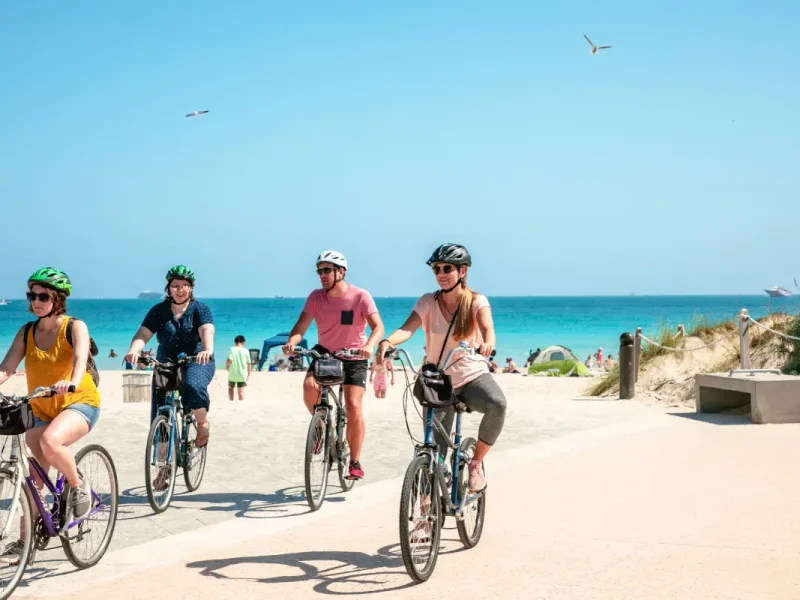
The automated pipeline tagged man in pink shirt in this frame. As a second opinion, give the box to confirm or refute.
[284,250,384,481]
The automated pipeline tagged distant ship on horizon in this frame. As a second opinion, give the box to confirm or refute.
[764,286,792,298]
[138,290,162,300]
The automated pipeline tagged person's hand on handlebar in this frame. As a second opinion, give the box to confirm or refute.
[376,340,393,362]
[196,350,213,365]
[124,350,140,367]
[477,342,494,358]
[355,344,373,360]
[53,379,75,395]
[282,344,296,356]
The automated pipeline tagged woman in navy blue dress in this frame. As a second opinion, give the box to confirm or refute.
[124,265,215,446]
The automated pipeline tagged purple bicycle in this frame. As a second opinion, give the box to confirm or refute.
[0,386,119,599]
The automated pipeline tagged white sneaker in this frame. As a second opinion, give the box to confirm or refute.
[468,460,486,492]
[70,478,92,521]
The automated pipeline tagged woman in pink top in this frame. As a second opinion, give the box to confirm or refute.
[284,250,385,481]
[376,243,506,492]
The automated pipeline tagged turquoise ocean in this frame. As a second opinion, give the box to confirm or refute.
[0,295,795,370]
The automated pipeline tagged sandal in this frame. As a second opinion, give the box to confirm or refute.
[195,422,210,448]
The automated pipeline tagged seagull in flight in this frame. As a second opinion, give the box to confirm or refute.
[584,34,611,55]
[185,110,209,118]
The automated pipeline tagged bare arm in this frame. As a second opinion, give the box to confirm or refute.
[384,311,422,348]
[476,305,496,357]
[127,326,154,357]
[69,320,91,387]
[199,323,214,354]
[0,326,27,386]
[284,312,314,352]
[364,312,385,353]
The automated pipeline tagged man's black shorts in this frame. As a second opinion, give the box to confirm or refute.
[306,345,368,388]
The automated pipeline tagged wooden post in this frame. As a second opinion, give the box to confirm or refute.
[634,327,642,382]
[619,332,635,400]
[739,309,750,369]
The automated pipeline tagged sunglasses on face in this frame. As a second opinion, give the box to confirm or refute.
[316,267,335,275]
[26,292,51,303]
[169,283,191,290]
[432,265,457,275]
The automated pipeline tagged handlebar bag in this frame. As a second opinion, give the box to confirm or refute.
[0,403,35,435]
[153,363,185,392]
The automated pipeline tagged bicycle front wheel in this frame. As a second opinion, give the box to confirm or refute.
[145,415,178,514]
[0,470,34,600]
[304,411,330,511]
[399,455,441,583]
[182,415,207,492]
[62,445,119,569]
[455,437,486,549]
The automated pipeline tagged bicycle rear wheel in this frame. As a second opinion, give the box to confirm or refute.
[145,415,178,513]
[455,437,486,549]
[399,455,441,583]
[304,411,330,511]
[182,415,207,492]
[61,445,119,569]
[0,470,34,600]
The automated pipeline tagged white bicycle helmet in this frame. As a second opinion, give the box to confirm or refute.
[316,250,348,270]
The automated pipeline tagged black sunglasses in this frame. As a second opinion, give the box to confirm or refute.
[432,265,457,275]
[26,291,51,303]
[316,267,335,275]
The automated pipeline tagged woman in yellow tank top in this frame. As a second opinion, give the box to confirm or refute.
[0,268,99,533]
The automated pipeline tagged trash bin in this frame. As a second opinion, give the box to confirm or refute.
[122,371,152,403]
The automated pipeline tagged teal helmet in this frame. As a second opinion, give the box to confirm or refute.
[165,265,195,283]
[28,267,72,296]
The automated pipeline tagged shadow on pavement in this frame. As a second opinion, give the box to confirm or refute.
[667,412,751,426]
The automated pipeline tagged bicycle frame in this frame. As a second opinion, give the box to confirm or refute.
[151,391,184,468]
[315,384,346,462]
[1,435,104,540]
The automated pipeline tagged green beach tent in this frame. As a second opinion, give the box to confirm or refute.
[527,345,590,377]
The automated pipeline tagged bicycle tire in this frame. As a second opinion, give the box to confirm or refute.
[455,437,486,548]
[304,411,330,511]
[399,455,441,583]
[144,415,178,513]
[182,415,207,492]
[62,444,119,569]
[0,471,34,600]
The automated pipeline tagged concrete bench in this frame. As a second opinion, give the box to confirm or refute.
[695,372,800,424]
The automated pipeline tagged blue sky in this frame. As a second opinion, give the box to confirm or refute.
[1,1,798,299]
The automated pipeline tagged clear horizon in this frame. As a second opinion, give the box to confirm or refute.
[2,2,797,299]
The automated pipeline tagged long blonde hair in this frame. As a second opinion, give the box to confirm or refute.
[436,278,477,341]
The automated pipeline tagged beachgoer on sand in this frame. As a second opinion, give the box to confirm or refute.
[125,265,214,453]
[369,355,394,398]
[504,358,521,373]
[377,243,507,495]
[0,267,100,561]
[226,335,251,401]
[283,251,385,481]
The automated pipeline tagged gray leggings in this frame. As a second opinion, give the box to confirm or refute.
[434,373,507,456]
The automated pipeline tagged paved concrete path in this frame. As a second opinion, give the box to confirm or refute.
[11,373,800,598]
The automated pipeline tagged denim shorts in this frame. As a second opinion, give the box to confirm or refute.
[33,403,101,431]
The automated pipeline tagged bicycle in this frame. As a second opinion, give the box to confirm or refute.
[291,347,363,512]
[139,353,208,514]
[383,342,488,583]
[0,386,119,599]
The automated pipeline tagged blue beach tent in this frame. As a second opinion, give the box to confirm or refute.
[257,332,309,371]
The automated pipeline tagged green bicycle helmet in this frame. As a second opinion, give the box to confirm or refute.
[165,265,195,283]
[28,267,72,296]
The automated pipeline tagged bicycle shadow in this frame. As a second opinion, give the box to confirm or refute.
[117,485,347,521]
[185,534,469,595]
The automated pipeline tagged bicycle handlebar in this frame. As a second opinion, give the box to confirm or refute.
[383,341,489,374]
[290,347,363,360]
[0,384,76,404]
[137,353,198,367]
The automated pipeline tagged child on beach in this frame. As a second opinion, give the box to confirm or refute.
[369,356,394,398]
[226,335,251,401]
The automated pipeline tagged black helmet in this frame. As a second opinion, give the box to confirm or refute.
[426,243,472,267]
